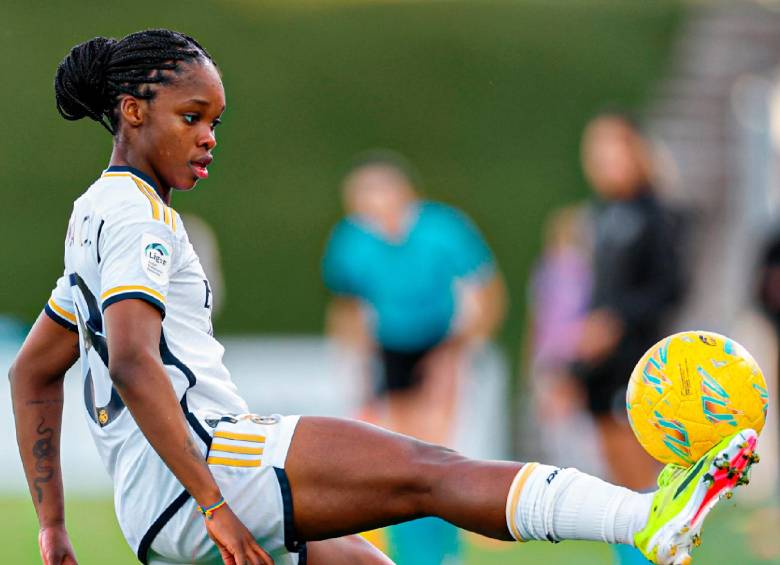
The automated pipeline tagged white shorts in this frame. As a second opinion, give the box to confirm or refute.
[144,414,305,564]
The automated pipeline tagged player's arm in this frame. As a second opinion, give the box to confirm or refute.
[325,296,373,352]
[322,222,373,351]
[440,205,507,345]
[458,271,507,343]
[103,299,271,565]
[10,312,80,564]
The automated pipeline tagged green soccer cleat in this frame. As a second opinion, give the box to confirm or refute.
[634,428,759,565]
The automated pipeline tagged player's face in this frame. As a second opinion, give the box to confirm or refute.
[582,118,646,199]
[139,60,225,192]
[344,166,416,237]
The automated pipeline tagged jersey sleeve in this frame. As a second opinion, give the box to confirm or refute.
[439,205,495,281]
[322,222,360,296]
[99,205,176,316]
[44,271,78,332]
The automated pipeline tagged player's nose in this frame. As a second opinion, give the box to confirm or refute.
[199,127,217,151]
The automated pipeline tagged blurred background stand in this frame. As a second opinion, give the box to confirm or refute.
[645,0,780,500]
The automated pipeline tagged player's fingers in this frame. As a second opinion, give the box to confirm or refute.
[216,543,236,565]
[61,554,78,565]
[244,545,262,565]
[230,545,247,565]
[252,544,274,565]
[250,541,275,565]
[247,539,274,565]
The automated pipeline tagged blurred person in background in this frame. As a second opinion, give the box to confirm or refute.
[756,231,780,487]
[526,204,602,474]
[572,113,685,565]
[729,229,780,562]
[322,150,506,565]
[180,213,226,319]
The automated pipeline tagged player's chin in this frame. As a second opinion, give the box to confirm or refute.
[170,164,209,191]
[179,178,199,191]
[173,173,200,191]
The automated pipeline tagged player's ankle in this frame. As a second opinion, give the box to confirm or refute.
[615,491,653,546]
[505,463,652,546]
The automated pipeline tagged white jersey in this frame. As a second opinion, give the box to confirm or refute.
[45,166,249,555]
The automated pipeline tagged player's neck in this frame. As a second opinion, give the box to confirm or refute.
[108,147,171,204]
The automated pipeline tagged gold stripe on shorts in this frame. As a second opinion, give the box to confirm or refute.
[207,456,261,468]
[210,443,264,455]
[213,430,266,443]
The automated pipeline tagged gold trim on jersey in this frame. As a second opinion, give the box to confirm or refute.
[210,443,264,456]
[213,431,267,443]
[207,456,261,468]
[100,285,166,304]
[47,298,77,323]
[101,171,177,232]
[132,177,162,221]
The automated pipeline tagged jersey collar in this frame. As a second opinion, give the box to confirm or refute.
[103,165,159,191]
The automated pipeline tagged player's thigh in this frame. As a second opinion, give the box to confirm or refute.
[307,536,394,565]
[285,416,459,539]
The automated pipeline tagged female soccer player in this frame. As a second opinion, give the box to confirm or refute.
[10,29,758,565]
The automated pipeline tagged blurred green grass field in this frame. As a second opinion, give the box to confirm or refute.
[4,496,779,564]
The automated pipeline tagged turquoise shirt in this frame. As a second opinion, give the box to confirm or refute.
[323,202,494,351]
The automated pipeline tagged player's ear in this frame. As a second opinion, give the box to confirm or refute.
[118,96,144,128]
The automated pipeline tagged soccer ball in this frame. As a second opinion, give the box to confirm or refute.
[626,331,768,467]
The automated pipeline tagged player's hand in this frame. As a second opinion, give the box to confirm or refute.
[38,525,78,565]
[577,309,624,362]
[204,504,274,565]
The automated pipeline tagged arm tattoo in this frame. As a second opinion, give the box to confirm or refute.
[25,399,62,406]
[32,418,55,503]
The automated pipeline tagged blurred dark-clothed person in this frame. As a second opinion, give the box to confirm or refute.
[756,230,780,487]
[322,150,506,565]
[572,113,685,565]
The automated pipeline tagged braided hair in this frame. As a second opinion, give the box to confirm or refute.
[54,29,214,135]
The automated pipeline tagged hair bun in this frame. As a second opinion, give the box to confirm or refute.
[54,36,117,124]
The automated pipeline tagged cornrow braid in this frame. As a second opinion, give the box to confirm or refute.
[54,29,214,135]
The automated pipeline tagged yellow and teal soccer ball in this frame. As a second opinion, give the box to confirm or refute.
[626,331,768,466]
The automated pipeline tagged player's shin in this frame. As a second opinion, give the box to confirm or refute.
[505,463,652,545]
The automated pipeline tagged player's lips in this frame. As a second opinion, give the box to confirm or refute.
[191,155,213,179]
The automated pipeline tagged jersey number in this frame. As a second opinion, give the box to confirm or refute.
[71,274,126,427]
[203,279,212,309]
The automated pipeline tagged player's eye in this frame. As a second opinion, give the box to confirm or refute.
[183,113,199,125]
[211,118,222,130]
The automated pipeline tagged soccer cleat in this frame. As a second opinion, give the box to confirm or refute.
[634,428,759,565]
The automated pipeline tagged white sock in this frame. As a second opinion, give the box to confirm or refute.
[505,463,653,545]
